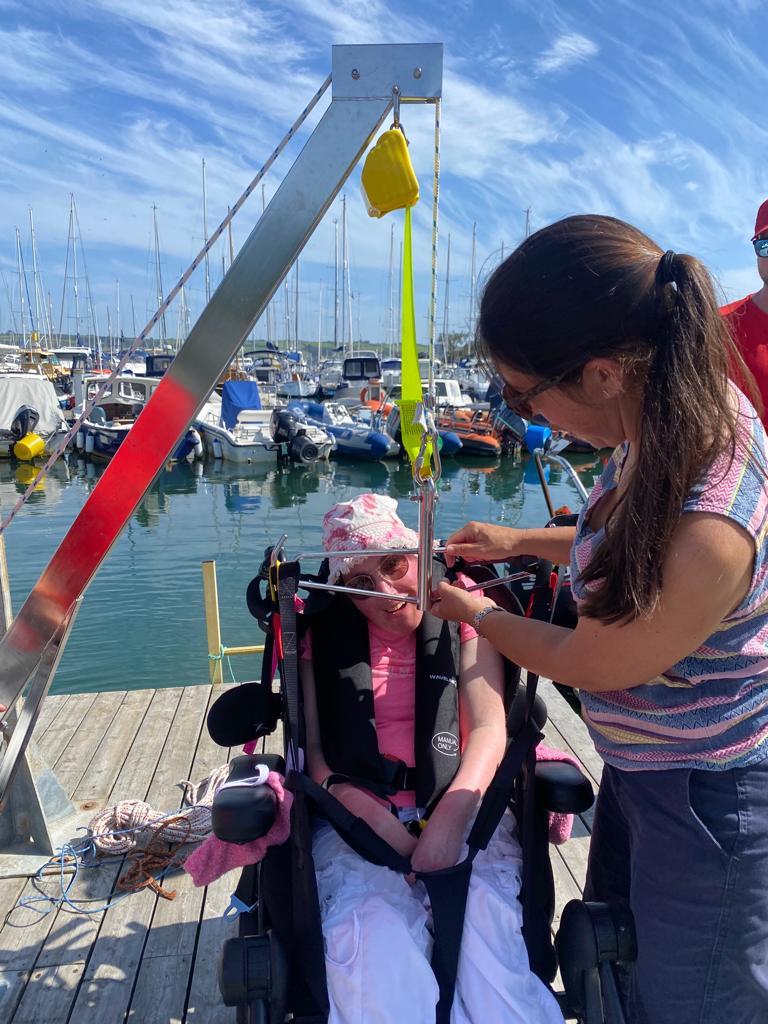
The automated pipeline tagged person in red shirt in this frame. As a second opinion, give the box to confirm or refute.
[721,198,768,421]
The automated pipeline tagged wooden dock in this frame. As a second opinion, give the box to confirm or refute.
[0,680,600,1024]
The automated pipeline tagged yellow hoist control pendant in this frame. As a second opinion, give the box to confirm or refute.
[360,128,419,218]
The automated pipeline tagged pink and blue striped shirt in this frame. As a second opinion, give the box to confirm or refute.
[572,388,768,771]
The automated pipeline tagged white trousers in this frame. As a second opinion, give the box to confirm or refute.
[313,812,564,1024]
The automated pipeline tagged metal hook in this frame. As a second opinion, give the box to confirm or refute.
[391,85,401,129]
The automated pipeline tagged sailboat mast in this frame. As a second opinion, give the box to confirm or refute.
[58,194,75,342]
[441,233,451,364]
[468,221,477,344]
[524,207,532,239]
[28,208,49,345]
[202,158,211,304]
[333,217,339,352]
[227,207,235,267]
[15,229,27,347]
[341,195,348,356]
[386,223,394,358]
[152,204,167,343]
[130,294,137,341]
[294,258,299,350]
[115,280,120,357]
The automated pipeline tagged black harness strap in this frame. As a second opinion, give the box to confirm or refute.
[276,561,302,765]
[416,858,475,1024]
[287,772,412,874]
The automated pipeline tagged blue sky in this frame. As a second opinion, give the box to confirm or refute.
[0,0,765,351]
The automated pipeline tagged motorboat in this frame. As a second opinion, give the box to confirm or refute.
[75,374,203,462]
[0,372,69,459]
[196,381,334,465]
[288,400,400,460]
[332,352,382,404]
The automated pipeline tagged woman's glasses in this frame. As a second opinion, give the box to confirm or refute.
[754,238,768,259]
[501,374,566,418]
[341,553,410,599]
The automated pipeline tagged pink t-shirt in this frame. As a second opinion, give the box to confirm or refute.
[302,575,480,808]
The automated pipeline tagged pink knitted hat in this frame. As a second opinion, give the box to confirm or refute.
[322,493,419,582]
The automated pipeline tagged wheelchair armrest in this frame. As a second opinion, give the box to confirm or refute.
[211,753,286,844]
[535,760,594,814]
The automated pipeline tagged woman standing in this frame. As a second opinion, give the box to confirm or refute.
[430,215,768,1024]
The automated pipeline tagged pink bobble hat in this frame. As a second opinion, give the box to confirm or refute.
[322,493,419,583]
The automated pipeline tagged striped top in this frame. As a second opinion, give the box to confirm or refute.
[572,388,768,771]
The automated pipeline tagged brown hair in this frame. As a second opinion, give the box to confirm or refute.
[478,214,759,623]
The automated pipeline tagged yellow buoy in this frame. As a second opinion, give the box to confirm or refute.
[360,129,419,218]
[14,432,45,461]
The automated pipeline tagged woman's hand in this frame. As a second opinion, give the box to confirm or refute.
[429,579,491,625]
[410,815,465,874]
[444,521,523,567]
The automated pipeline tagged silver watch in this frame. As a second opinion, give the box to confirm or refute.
[473,604,503,632]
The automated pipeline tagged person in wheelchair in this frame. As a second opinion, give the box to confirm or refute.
[430,215,768,1023]
[299,492,563,1024]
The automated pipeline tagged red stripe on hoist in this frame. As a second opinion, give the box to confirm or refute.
[12,374,198,650]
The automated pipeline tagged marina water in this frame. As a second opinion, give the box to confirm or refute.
[4,453,603,694]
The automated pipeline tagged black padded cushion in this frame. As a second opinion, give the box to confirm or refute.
[534,760,594,814]
[211,753,286,844]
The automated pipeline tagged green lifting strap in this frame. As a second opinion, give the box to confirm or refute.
[397,207,434,478]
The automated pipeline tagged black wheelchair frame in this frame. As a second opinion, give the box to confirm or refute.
[204,545,638,1024]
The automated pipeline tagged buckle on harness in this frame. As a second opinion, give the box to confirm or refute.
[380,754,416,792]
[223,894,258,920]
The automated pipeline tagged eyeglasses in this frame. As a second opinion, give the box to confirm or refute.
[754,238,768,259]
[501,374,566,418]
[341,553,410,599]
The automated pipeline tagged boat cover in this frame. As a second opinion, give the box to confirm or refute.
[0,375,64,437]
[221,380,262,428]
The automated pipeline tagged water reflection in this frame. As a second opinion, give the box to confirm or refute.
[0,448,606,695]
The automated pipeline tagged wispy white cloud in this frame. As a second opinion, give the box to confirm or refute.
[534,32,598,75]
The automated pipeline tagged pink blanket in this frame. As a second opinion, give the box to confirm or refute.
[183,771,293,887]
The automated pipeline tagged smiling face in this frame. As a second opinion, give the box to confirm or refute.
[341,553,423,636]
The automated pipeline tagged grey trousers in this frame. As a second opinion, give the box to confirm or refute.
[584,761,768,1024]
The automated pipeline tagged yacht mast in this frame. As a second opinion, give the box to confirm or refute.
[441,232,451,363]
[202,158,211,304]
[115,280,121,357]
[468,221,477,344]
[152,204,167,343]
[294,258,300,349]
[386,223,395,357]
[29,208,51,346]
[333,217,339,352]
[15,229,27,347]
[341,195,349,356]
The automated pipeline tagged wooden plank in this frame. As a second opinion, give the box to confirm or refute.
[34,694,69,742]
[8,963,84,1024]
[71,690,154,810]
[125,954,192,1024]
[143,686,229,960]
[52,692,127,794]
[183,875,238,1024]
[538,681,604,788]
[68,685,212,1024]
[39,693,98,774]
[0,969,28,1024]
[34,688,185,971]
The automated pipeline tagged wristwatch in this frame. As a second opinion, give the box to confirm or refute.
[473,604,504,632]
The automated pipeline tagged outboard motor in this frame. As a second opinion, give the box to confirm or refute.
[270,408,319,464]
[10,406,40,441]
